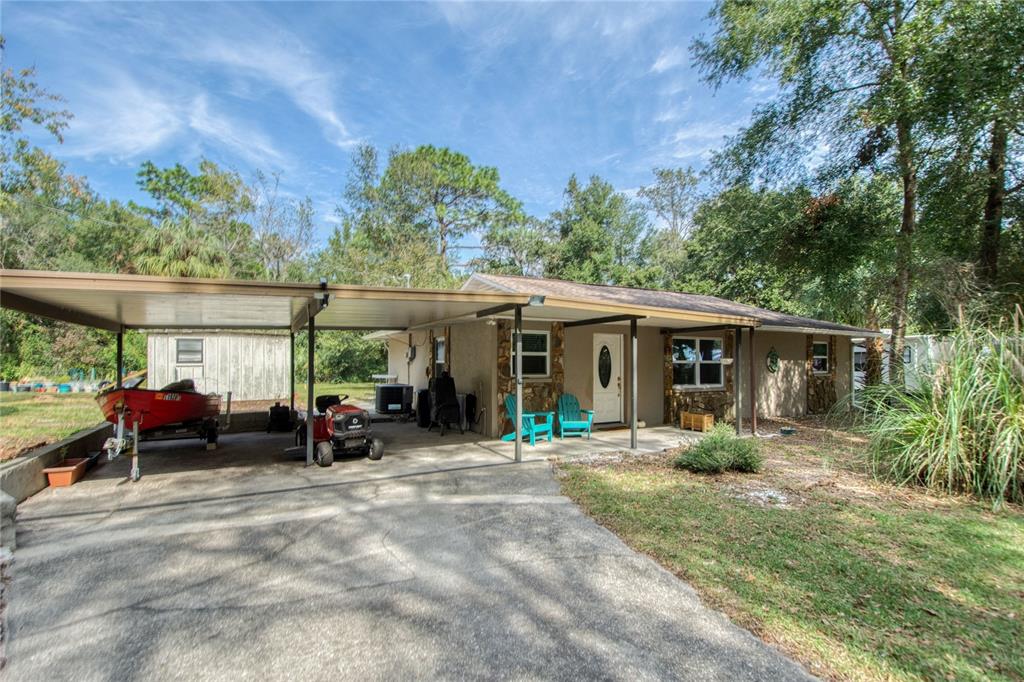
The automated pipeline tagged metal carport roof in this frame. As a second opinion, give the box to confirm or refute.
[0,269,761,331]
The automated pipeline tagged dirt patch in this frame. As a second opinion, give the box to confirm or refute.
[564,416,973,511]
[0,441,48,463]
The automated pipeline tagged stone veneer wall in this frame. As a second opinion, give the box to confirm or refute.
[663,330,736,425]
[806,335,838,414]
[496,320,564,435]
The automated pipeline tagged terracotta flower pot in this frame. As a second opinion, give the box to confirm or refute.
[43,458,89,487]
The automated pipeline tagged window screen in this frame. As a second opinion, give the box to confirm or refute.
[176,338,203,364]
[512,331,549,377]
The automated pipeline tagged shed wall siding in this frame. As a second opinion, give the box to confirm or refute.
[147,333,290,401]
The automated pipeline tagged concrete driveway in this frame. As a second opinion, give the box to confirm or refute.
[7,430,812,681]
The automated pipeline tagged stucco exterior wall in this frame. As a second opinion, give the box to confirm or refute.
[834,335,852,405]
[387,325,496,435]
[563,325,663,427]
[386,330,431,389]
[384,322,858,435]
[450,321,496,436]
[735,330,855,420]
[736,330,808,419]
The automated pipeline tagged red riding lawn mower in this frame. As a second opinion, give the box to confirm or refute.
[296,395,384,467]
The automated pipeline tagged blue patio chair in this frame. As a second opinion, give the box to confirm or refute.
[500,394,554,446]
[557,393,594,439]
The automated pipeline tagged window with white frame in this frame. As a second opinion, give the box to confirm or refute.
[671,336,723,387]
[434,337,446,377]
[511,331,549,377]
[812,341,829,374]
[176,338,203,365]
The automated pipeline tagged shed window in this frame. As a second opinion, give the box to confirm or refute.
[672,337,723,388]
[812,342,829,374]
[511,331,549,377]
[176,338,203,365]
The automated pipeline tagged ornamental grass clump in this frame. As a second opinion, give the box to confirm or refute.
[859,313,1024,507]
[674,423,763,474]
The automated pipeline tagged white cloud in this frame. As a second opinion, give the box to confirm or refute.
[188,95,287,167]
[190,35,358,150]
[668,120,742,159]
[651,47,686,74]
[64,71,288,168]
[64,77,183,160]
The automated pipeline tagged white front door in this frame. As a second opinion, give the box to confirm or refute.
[593,333,623,423]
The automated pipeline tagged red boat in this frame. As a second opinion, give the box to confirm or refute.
[97,375,220,432]
[97,372,221,481]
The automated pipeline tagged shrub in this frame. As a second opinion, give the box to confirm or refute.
[859,314,1024,507]
[674,423,763,474]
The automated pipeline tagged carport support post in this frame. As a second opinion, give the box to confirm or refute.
[115,331,124,389]
[306,316,315,467]
[630,318,637,449]
[514,305,523,463]
[289,332,295,412]
[749,327,758,435]
[734,327,742,436]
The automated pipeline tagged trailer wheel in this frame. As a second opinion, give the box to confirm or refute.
[315,441,334,467]
[368,438,384,460]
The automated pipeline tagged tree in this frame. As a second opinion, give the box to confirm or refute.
[329,144,524,287]
[694,0,946,384]
[638,166,700,236]
[133,159,262,278]
[379,145,521,270]
[545,175,650,285]
[136,217,232,278]
[250,170,314,281]
[0,35,73,211]
[475,215,550,276]
[919,0,1024,288]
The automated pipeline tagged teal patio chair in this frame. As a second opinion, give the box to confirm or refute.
[557,393,594,439]
[500,394,554,446]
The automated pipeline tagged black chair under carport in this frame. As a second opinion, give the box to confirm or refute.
[428,371,463,436]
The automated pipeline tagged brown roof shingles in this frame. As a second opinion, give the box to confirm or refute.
[466,273,875,335]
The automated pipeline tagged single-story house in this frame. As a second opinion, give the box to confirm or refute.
[378,273,874,438]
[148,330,290,402]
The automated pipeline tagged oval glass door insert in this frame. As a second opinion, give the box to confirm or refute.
[598,345,612,388]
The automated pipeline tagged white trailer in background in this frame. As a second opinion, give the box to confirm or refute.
[851,334,946,400]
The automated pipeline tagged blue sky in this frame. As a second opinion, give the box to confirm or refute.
[4,1,769,249]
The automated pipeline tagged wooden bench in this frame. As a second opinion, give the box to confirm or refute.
[679,411,714,432]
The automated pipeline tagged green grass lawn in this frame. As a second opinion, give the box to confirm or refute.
[0,391,105,460]
[293,382,377,404]
[557,421,1024,682]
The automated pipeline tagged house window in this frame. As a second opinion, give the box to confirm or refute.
[671,337,723,388]
[511,331,549,377]
[812,342,829,374]
[434,337,446,377]
[903,346,913,364]
[176,338,203,365]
